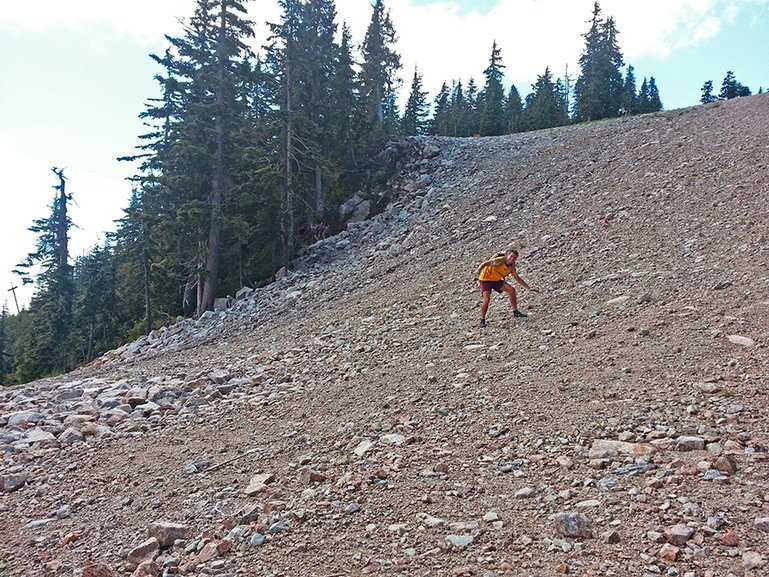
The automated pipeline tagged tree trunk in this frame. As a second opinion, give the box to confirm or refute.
[283,55,295,271]
[142,248,152,334]
[314,164,323,214]
[183,275,197,318]
[198,8,228,316]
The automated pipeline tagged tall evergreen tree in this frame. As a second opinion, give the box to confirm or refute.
[465,78,480,135]
[637,77,650,112]
[523,67,565,131]
[646,76,663,111]
[358,0,402,133]
[13,168,75,379]
[402,67,429,135]
[186,0,255,315]
[0,304,10,384]
[446,80,466,136]
[126,0,257,314]
[574,2,624,121]
[478,41,506,136]
[621,64,638,114]
[429,81,451,135]
[504,84,524,133]
[111,189,156,336]
[71,244,119,364]
[326,22,360,199]
[636,76,663,113]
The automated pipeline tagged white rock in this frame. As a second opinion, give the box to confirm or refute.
[727,335,755,347]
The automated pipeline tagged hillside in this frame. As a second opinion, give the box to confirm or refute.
[2,94,768,577]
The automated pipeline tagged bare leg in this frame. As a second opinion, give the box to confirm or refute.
[502,283,518,311]
[480,290,491,320]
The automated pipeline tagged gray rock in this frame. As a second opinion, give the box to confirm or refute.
[675,436,705,451]
[22,518,56,531]
[58,427,84,445]
[553,513,592,538]
[2,474,28,493]
[56,505,72,519]
[742,551,766,570]
[6,410,47,427]
[664,524,694,546]
[515,487,536,499]
[754,518,769,533]
[445,535,475,549]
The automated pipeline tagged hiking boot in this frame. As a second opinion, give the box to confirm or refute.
[479,319,487,328]
[513,309,527,318]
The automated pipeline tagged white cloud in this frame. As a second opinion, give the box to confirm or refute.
[3,1,761,86]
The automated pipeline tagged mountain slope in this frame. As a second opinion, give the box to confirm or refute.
[2,95,768,577]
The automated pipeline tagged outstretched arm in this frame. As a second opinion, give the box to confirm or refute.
[510,270,540,292]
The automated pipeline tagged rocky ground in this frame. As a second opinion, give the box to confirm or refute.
[1,94,768,577]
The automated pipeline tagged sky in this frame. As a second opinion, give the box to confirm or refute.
[1,0,767,312]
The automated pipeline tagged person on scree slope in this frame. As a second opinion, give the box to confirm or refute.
[474,247,539,328]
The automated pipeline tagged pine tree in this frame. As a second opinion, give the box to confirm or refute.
[326,22,360,199]
[402,67,429,135]
[504,84,523,133]
[719,71,751,99]
[647,76,663,111]
[71,244,119,364]
[110,189,156,336]
[446,80,466,136]
[523,67,565,131]
[574,2,624,121]
[0,304,10,384]
[13,168,75,378]
[465,78,480,135]
[162,0,256,313]
[636,76,663,113]
[637,77,650,112]
[479,41,506,136]
[621,64,638,114]
[358,0,402,133]
[700,80,718,103]
[429,81,451,135]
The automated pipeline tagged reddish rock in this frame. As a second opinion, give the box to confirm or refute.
[659,543,679,561]
[82,564,114,577]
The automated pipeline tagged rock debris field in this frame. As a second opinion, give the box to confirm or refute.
[1,94,769,577]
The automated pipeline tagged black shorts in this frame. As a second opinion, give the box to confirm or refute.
[479,280,506,294]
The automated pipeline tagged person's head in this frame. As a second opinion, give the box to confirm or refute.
[505,247,519,264]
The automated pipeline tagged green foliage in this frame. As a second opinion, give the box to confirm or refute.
[478,41,506,136]
[523,67,568,131]
[719,70,751,99]
[358,0,402,132]
[10,168,75,380]
[504,84,523,133]
[574,2,624,121]
[0,305,11,385]
[402,67,429,136]
[428,82,451,135]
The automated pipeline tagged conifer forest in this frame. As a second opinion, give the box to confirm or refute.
[6,0,750,385]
